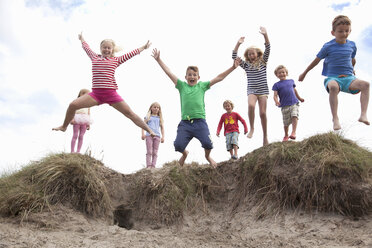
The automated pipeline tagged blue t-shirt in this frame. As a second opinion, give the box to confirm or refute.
[145,115,161,137]
[272,79,299,107]
[316,39,356,76]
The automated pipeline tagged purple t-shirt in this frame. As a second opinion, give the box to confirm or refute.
[272,79,299,107]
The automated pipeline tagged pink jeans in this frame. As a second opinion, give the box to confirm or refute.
[145,136,161,168]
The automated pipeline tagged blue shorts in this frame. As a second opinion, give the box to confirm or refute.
[324,75,359,94]
[174,119,213,152]
[225,132,239,151]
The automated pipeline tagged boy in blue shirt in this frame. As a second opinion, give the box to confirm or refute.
[299,15,370,130]
[273,65,304,141]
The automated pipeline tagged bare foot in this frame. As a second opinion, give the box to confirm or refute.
[358,116,370,125]
[263,137,269,146]
[206,157,217,168]
[332,118,341,130]
[52,126,67,132]
[247,129,254,138]
[179,150,189,166]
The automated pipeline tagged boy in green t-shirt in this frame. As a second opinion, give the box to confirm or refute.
[152,48,240,168]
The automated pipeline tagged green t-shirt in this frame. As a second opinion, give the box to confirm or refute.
[176,79,210,120]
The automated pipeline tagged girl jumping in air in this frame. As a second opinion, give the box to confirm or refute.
[71,89,92,153]
[141,102,165,168]
[53,32,155,137]
[232,27,270,146]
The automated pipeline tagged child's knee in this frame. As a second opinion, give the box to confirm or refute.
[327,81,339,92]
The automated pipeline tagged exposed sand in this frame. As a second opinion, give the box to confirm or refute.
[0,205,371,248]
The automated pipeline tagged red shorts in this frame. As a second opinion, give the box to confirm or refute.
[88,89,123,105]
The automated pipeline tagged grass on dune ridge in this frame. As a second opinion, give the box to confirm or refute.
[0,153,112,220]
[0,132,371,225]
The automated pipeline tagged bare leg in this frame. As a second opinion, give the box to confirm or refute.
[111,101,155,136]
[233,144,238,157]
[290,117,298,138]
[284,125,289,138]
[247,95,257,138]
[204,149,217,168]
[179,150,189,166]
[229,149,233,157]
[258,96,268,145]
[53,94,98,132]
[327,81,341,130]
[350,79,370,125]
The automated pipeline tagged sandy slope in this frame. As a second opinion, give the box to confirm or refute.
[0,205,371,248]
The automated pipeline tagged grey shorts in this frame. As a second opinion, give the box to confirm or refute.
[281,103,299,126]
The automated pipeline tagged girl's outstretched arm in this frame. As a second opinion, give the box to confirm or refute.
[139,41,151,53]
[152,48,178,85]
[259,27,270,44]
[233,37,245,53]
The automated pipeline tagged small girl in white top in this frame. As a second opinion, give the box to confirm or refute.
[71,89,92,153]
[141,102,164,168]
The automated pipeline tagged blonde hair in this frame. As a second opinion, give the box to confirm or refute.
[332,15,351,31]
[274,65,288,76]
[100,39,123,56]
[77,88,90,98]
[243,46,266,68]
[223,100,234,109]
[145,102,164,126]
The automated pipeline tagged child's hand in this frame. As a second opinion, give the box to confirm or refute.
[143,40,151,50]
[152,48,160,61]
[259,27,267,35]
[161,137,164,143]
[298,73,306,82]
[139,41,151,52]
[216,133,220,137]
[299,97,305,103]
[78,32,85,42]
[233,57,242,68]
[237,37,245,44]
[87,125,90,130]
[275,102,280,107]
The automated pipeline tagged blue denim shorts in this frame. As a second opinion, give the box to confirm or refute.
[225,132,239,151]
[174,119,213,152]
[324,75,359,94]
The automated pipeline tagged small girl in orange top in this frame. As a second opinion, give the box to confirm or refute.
[216,100,248,160]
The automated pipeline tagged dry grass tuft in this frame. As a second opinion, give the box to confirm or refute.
[235,132,372,217]
[127,161,226,225]
[0,153,112,219]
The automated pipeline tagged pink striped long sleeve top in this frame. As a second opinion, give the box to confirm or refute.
[82,41,140,90]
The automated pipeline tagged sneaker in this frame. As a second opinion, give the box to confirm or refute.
[232,155,238,160]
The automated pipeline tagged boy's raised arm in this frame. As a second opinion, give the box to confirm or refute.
[152,48,178,85]
[210,58,241,87]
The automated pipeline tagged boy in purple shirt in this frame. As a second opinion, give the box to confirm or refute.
[298,15,370,130]
[273,65,304,141]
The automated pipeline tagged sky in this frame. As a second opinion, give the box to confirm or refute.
[0,0,371,175]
